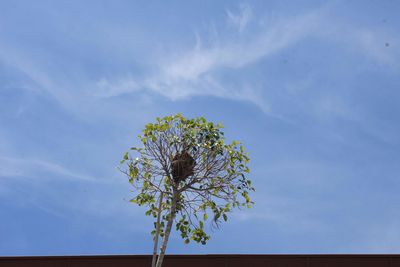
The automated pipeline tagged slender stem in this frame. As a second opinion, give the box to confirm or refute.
[155,191,177,267]
[151,192,164,267]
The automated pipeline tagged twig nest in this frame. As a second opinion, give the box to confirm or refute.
[171,151,195,184]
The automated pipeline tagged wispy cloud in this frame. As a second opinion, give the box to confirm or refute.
[231,159,343,232]
[93,4,399,120]
[0,1,399,254]
[0,156,96,182]
[226,3,252,33]
[0,155,140,228]
[1,3,397,120]
[317,20,399,68]
[94,9,324,115]
[0,43,79,118]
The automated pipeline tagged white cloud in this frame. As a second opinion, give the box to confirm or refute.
[1,3,397,120]
[354,29,398,66]
[157,11,321,79]
[0,155,141,226]
[94,9,324,116]
[0,156,97,182]
[226,3,253,33]
[0,43,81,117]
[95,77,141,98]
[92,4,399,121]
[317,21,399,68]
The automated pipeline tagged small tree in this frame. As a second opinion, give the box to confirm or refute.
[120,114,255,267]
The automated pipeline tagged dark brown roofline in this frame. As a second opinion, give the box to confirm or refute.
[1,254,400,267]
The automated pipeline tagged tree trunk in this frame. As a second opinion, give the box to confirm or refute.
[151,192,164,267]
[155,191,177,267]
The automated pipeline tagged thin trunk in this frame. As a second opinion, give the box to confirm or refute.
[155,191,177,267]
[151,192,164,267]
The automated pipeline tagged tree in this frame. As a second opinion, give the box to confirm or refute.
[120,114,255,267]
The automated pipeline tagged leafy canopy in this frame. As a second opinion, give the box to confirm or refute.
[120,114,255,245]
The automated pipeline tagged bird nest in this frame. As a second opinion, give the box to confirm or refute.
[171,151,195,184]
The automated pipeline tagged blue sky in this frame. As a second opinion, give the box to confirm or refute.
[1,0,400,255]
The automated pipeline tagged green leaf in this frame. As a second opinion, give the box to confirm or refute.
[119,113,255,246]
[129,166,138,178]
